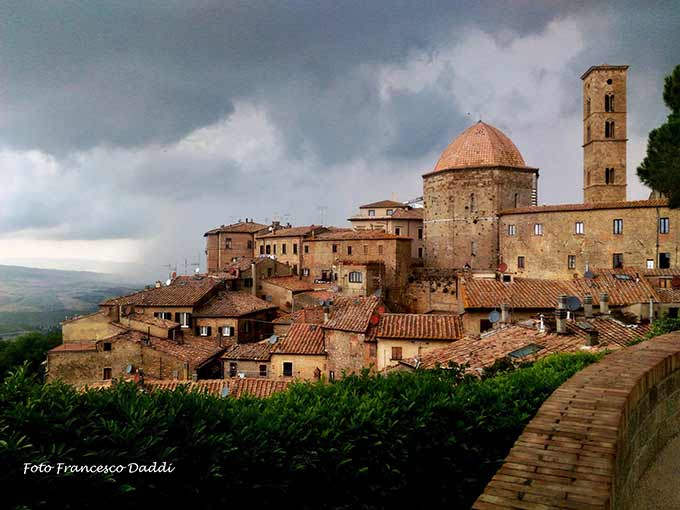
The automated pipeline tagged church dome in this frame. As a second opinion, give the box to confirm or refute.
[433,121,528,172]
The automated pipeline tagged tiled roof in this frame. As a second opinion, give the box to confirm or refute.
[641,268,680,277]
[204,221,268,235]
[111,330,224,367]
[221,341,272,361]
[144,378,291,399]
[194,291,276,317]
[462,269,660,309]
[272,323,325,355]
[256,225,326,239]
[432,121,531,172]
[405,318,649,373]
[261,276,316,292]
[500,198,669,215]
[359,200,405,209]
[322,295,384,333]
[581,64,629,80]
[49,342,98,353]
[61,310,109,325]
[272,306,326,325]
[101,276,220,307]
[377,313,464,340]
[391,208,424,220]
[657,289,680,304]
[122,313,179,329]
[310,230,405,241]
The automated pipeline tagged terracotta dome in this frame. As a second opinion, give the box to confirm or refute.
[433,121,528,172]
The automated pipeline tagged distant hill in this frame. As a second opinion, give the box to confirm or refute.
[0,265,141,334]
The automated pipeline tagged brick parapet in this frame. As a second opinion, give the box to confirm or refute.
[473,331,680,510]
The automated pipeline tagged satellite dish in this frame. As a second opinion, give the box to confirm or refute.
[584,270,595,280]
[220,385,230,398]
[125,364,133,374]
[498,262,508,273]
[489,310,501,323]
[165,279,172,286]
[373,288,383,298]
[195,267,200,274]
[566,296,582,311]
[268,335,278,345]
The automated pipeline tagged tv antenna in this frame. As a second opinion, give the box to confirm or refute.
[162,263,177,279]
[317,205,328,226]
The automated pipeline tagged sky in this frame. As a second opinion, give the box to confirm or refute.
[0,1,678,280]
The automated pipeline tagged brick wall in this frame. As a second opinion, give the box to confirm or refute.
[206,231,257,272]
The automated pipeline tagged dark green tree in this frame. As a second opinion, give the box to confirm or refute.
[637,64,680,208]
[0,330,61,380]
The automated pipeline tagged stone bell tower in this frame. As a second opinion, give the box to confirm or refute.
[582,64,628,203]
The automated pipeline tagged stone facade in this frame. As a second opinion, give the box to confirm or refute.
[582,65,628,203]
[324,329,376,378]
[269,353,326,380]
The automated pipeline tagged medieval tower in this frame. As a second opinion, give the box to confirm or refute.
[422,122,538,270]
[582,64,628,203]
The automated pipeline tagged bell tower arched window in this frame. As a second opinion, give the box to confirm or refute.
[587,124,591,142]
[605,168,615,184]
[470,193,476,212]
[605,94,614,112]
[586,98,591,116]
[605,120,615,138]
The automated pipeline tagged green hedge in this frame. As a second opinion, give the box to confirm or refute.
[0,352,600,509]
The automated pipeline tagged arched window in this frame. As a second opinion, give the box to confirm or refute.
[470,193,476,212]
[605,120,615,138]
[471,240,477,256]
[605,94,615,112]
[586,171,591,186]
[514,193,519,208]
[587,124,591,142]
[605,168,615,184]
[586,98,591,116]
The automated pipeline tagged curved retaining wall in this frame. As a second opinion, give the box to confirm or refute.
[473,331,680,510]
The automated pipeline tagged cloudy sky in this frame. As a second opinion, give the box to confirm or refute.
[1,1,678,279]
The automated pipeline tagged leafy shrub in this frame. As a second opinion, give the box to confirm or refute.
[0,330,61,380]
[647,316,680,338]
[0,352,600,509]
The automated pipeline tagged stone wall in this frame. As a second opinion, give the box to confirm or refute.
[269,353,326,380]
[62,311,124,342]
[473,332,680,510]
[206,231,256,273]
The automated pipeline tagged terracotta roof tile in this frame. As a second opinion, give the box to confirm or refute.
[657,289,680,304]
[500,198,669,215]
[49,342,98,353]
[194,291,276,317]
[322,295,384,333]
[204,221,268,235]
[256,225,327,239]
[390,208,424,220]
[261,276,316,292]
[359,200,405,209]
[641,268,680,277]
[572,268,660,306]
[121,313,179,329]
[272,323,325,355]
[432,121,531,172]
[101,276,220,307]
[310,230,406,241]
[221,341,272,361]
[377,313,464,340]
[272,306,326,325]
[144,378,291,399]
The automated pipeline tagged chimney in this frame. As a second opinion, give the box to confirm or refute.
[599,292,610,315]
[500,303,510,323]
[585,329,600,347]
[538,313,546,332]
[649,296,655,323]
[555,295,568,334]
[155,280,162,288]
[584,294,594,318]
[251,263,257,296]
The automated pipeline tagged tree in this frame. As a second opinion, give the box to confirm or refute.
[0,330,61,380]
[637,64,680,208]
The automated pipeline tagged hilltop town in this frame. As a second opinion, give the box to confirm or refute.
[46,64,680,396]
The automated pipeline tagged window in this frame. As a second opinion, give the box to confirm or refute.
[221,326,234,337]
[103,367,112,380]
[395,227,401,236]
[363,245,368,255]
[660,253,671,269]
[469,193,476,212]
[507,224,516,236]
[587,171,591,186]
[471,240,477,257]
[303,268,310,276]
[605,120,615,138]
[568,255,576,270]
[259,245,264,255]
[368,209,375,217]
[587,97,591,115]
[418,247,423,258]
[613,219,623,235]
[247,240,253,250]
[229,362,238,378]
[267,267,273,277]
[669,308,679,319]
[244,278,253,287]
[514,193,519,208]
[259,364,267,377]
[199,325,210,337]
[265,244,271,254]
[508,344,544,360]
[613,253,624,269]
[281,244,287,255]
[332,244,338,253]
[224,238,232,249]
[273,244,277,254]
[293,243,298,254]
[647,259,655,270]
[304,245,309,254]
[660,278,671,289]
[154,312,172,320]
[587,124,591,142]
[575,221,584,235]
[605,94,614,112]
[480,319,492,333]
[329,370,335,381]
[103,342,112,351]
[605,167,615,184]
[533,223,543,236]
[283,362,293,377]
[417,228,423,240]
[660,217,670,234]
[292,265,298,275]
[348,271,363,283]
[391,346,403,360]
[347,246,352,255]
[378,245,383,255]
[178,312,190,328]
[517,256,525,269]
[386,209,394,216]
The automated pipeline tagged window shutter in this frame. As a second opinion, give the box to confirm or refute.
[230,327,235,336]
[175,312,180,323]
[154,312,159,318]
[195,326,200,336]
[207,326,212,336]
[218,327,222,336]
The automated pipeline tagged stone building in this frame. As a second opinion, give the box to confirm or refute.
[255,225,328,275]
[211,256,292,292]
[204,219,269,272]
[220,340,272,378]
[258,276,331,312]
[348,199,424,260]
[270,322,327,380]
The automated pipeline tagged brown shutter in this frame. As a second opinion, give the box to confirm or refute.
[207,326,212,336]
